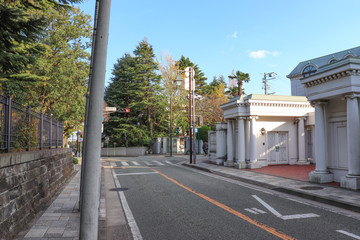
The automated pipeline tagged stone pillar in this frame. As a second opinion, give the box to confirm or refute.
[235,117,246,169]
[161,137,167,154]
[296,117,308,165]
[245,118,250,161]
[248,116,260,169]
[341,94,360,190]
[309,101,333,183]
[225,120,234,166]
[216,123,227,165]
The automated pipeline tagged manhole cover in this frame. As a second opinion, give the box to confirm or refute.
[300,186,324,190]
[109,187,128,192]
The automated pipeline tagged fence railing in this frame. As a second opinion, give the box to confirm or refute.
[0,95,63,153]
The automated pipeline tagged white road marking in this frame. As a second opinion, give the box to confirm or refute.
[252,208,267,214]
[336,230,360,239]
[120,161,129,166]
[244,208,259,214]
[253,195,320,220]
[143,161,151,165]
[132,161,140,166]
[153,160,165,166]
[111,162,143,240]
[116,172,158,176]
[253,195,282,217]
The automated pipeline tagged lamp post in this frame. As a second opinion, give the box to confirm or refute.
[174,67,196,164]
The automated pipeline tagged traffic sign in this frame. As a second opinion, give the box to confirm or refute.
[79,138,83,142]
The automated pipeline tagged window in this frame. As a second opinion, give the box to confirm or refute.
[302,65,317,77]
[343,54,354,59]
[328,58,337,64]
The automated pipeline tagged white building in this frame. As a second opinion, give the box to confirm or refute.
[288,46,360,190]
[219,94,314,168]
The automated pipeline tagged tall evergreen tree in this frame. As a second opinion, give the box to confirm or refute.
[133,39,164,138]
[177,55,207,94]
[104,39,166,147]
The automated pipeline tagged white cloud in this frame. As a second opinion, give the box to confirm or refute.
[249,50,281,59]
[226,31,238,39]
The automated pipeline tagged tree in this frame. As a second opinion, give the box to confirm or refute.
[177,55,207,94]
[228,70,250,97]
[197,83,228,127]
[203,75,227,95]
[157,52,188,136]
[104,39,166,147]
[133,39,164,138]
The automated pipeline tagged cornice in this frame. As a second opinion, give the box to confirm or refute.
[303,69,360,88]
[235,102,312,108]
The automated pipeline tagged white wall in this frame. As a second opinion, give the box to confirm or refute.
[291,78,306,96]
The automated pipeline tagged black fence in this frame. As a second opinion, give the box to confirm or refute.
[0,95,63,153]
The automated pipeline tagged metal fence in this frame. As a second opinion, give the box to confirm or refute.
[0,95,63,153]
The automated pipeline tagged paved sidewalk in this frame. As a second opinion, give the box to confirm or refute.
[17,170,81,239]
[183,156,360,213]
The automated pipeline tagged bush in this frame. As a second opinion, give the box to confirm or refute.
[73,157,78,164]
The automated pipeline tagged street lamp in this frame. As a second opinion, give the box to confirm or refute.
[174,67,196,164]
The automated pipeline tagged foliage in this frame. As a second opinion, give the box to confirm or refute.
[104,39,166,147]
[202,75,227,95]
[177,55,207,95]
[228,70,250,97]
[198,125,211,142]
[73,157,78,164]
[157,52,188,136]
[197,83,228,127]
[0,4,92,138]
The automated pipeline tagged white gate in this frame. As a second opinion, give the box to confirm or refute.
[267,132,289,164]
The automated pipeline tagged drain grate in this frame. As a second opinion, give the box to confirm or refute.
[300,186,324,190]
[109,187,129,192]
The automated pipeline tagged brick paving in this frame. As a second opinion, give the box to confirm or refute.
[20,171,80,240]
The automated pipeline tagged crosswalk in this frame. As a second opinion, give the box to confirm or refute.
[115,160,171,167]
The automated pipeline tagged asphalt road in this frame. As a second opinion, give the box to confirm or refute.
[108,156,360,240]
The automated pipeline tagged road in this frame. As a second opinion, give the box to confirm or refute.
[103,156,360,240]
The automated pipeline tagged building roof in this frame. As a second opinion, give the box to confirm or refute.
[228,94,308,103]
[287,46,360,78]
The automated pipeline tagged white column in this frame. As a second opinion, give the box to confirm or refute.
[297,117,307,164]
[341,94,360,190]
[248,116,260,168]
[225,120,234,166]
[346,94,360,176]
[314,102,327,172]
[309,101,333,183]
[237,117,245,163]
[245,118,250,161]
[216,123,227,165]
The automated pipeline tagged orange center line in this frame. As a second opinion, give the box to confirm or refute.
[151,168,295,240]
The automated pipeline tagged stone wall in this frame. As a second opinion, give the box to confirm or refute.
[0,148,74,239]
[101,147,147,157]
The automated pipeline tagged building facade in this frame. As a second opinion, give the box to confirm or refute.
[288,46,360,190]
[220,94,314,168]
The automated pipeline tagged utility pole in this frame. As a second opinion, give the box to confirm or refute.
[262,72,277,95]
[79,0,111,239]
[189,68,193,164]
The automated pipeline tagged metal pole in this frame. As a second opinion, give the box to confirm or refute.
[6,96,12,153]
[264,73,267,95]
[80,0,99,210]
[170,95,173,157]
[189,68,193,164]
[79,0,111,239]
[191,69,196,164]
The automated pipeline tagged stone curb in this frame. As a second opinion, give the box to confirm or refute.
[183,163,360,213]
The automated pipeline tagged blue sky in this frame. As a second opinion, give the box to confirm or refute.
[78,0,360,96]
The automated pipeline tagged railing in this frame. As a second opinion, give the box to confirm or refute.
[0,95,63,153]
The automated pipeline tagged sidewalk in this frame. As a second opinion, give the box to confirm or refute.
[183,156,360,213]
[17,170,81,239]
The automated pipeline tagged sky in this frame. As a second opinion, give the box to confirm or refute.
[77,0,360,96]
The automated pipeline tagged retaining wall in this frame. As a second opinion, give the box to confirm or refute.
[0,148,74,239]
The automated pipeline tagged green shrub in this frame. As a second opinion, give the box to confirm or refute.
[73,157,78,164]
